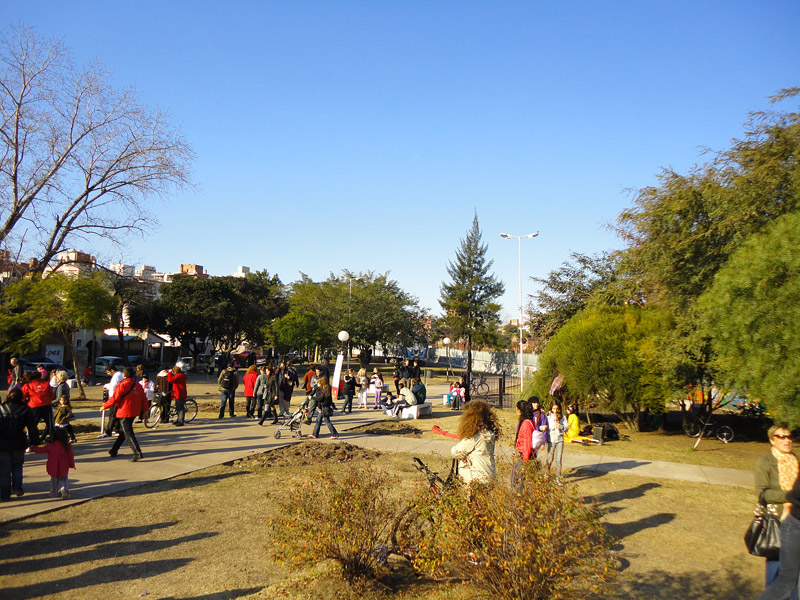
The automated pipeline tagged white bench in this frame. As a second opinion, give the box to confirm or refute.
[399,402,432,419]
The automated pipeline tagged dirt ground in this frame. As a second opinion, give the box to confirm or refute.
[0,439,766,600]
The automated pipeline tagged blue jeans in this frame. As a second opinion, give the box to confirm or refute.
[758,514,800,600]
[312,411,338,438]
[0,450,25,500]
[219,390,235,417]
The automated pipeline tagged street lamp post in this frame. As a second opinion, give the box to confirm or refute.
[344,275,363,370]
[500,231,539,391]
[443,337,451,379]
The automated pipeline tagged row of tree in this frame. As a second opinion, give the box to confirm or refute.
[529,88,800,429]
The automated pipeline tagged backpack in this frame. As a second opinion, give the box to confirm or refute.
[530,415,546,451]
[220,370,235,390]
[413,383,427,403]
[0,403,20,435]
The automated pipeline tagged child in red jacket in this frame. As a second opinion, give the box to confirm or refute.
[31,428,76,499]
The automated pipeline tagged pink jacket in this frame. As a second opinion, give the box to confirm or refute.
[32,441,75,478]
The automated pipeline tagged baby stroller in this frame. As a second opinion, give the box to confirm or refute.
[273,406,307,439]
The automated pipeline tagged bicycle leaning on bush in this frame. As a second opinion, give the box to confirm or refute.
[381,457,458,563]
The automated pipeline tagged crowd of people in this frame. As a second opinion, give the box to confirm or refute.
[5,354,800,599]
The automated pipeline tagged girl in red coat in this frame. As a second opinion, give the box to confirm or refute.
[242,365,258,419]
[31,428,75,499]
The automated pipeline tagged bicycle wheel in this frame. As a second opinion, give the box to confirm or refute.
[476,382,489,397]
[183,399,198,422]
[144,404,161,429]
[274,429,281,439]
[716,425,734,443]
[684,422,701,438]
[391,506,434,561]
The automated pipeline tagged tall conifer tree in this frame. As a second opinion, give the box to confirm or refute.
[439,212,505,399]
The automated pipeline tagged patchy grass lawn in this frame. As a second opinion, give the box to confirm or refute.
[0,441,764,600]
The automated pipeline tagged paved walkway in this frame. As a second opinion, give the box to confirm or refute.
[0,399,753,525]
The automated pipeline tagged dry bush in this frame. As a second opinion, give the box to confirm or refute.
[267,464,399,582]
[409,463,618,600]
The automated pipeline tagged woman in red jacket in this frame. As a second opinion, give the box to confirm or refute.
[166,365,188,426]
[22,371,55,441]
[242,365,259,419]
[102,367,146,461]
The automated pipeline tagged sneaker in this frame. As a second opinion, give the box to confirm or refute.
[108,449,118,457]
[130,454,142,462]
[330,435,339,439]
[61,490,70,499]
[307,435,316,439]
[97,433,109,438]
[13,490,23,497]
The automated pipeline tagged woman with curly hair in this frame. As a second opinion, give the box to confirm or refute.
[450,400,500,485]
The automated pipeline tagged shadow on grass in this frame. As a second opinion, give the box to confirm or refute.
[160,588,264,600]
[3,559,193,600]
[605,512,676,542]
[0,520,67,538]
[2,531,219,575]
[113,471,248,497]
[614,568,761,599]
[0,521,177,559]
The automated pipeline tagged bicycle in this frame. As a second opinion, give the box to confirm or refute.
[145,397,198,428]
[382,457,458,563]
[469,375,489,399]
[684,416,734,443]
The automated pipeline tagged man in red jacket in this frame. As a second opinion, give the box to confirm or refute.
[22,371,55,441]
[166,365,188,426]
[103,367,146,461]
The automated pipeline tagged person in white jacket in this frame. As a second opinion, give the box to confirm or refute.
[545,403,569,483]
[450,400,500,485]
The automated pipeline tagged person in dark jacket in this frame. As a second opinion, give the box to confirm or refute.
[340,369,356,414]
[0,387,39,500]
[256,365,280,425]
[307,377,338,439]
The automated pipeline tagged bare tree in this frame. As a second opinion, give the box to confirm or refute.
[0,26,193,271]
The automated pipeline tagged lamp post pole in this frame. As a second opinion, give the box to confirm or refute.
[500,231,539,391]
[345,275,363,370]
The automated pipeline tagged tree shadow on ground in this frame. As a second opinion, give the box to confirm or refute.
[3,559,193,600]
[0,520,67,539]
[161,588,264,600]
[0,521,177,559]
[614,568,760,599]
[2,531,218,576]
[605,512,676,542]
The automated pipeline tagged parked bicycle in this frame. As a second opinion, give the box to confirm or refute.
[469,375,489,399]
[145,398,198,428]
[684,416,734,443]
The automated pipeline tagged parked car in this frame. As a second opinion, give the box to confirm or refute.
[20,361,76,379]
[128,355,160,372]
[95,356,126,376]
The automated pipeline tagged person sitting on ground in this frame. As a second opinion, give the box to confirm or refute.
[564,404,598,444]
[450,400,500,485]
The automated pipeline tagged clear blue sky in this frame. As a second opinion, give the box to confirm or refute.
[7,1,799,320]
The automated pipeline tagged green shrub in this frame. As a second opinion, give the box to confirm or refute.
[268,465,399,582]
[409,463,617,600]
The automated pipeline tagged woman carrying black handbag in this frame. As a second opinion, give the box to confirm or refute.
[753,424,799,598]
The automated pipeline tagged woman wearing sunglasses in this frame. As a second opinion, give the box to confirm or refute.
[754,424,799,599]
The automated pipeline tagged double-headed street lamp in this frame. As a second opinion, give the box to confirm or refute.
[500,231,539,391]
